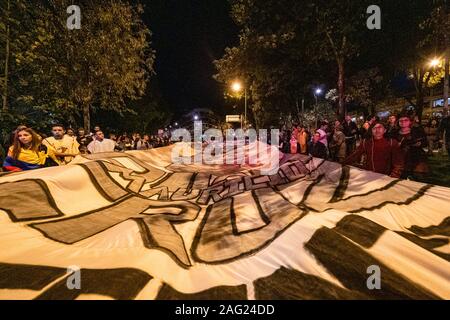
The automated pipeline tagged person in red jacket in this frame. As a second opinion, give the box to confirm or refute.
[344,122,404,178]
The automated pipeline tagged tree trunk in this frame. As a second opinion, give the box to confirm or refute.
[444,48,449,109]
[416,92,424,122]
[252,107,259,130]
[301,98,305,116]
[337,57,345,120]
[83,102,91,133]
[2,0,11,112]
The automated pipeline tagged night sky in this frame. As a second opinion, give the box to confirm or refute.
[142,0,239,115]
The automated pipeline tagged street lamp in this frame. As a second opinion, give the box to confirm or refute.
[428,56,449,110]
[231,80,247,129]
[313,88,323,129]
[429,58,440,68]
[194,115,199,121]
[231,82,242,92]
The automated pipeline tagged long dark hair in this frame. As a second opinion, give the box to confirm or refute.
[11,128,42,159]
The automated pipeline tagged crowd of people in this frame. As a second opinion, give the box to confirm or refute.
[280,110,450,181]
[1,110,449,181]
[0,125,173,172]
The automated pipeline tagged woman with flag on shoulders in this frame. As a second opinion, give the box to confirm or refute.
[2,127,58,172]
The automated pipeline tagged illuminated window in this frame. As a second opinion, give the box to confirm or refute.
[433,98,450,108]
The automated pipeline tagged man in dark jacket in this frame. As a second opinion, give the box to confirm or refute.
[343,115,358,155]
[308,131,328,159]
[345,122,404,178]
[397,112,429,179]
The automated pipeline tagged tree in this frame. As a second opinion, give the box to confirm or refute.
[0,0,38,112]
[0,0,11,112]
[346,68,386,116]
[405,61,444,120]
[96,81,173,135]
[214,0,320,129]
[302,0,375,119]
[215,0,379,127]
[216,0,444,126]
[301,101,336,130]
[396,1,448,120]
[17,0,155,132]
[419,1,450,110]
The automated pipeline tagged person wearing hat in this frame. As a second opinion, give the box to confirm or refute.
[344,121,404,178]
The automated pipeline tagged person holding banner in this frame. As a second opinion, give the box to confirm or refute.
[3,127,57,171]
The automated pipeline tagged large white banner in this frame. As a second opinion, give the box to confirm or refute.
[0,144,449,299]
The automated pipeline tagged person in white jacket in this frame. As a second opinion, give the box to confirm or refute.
[87,131,116,154]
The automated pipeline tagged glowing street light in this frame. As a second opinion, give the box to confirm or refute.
[230,80,247,129]
[428,56,448,110]
[313,87,324,129]
[429,58,440,68]
[193,115,199,121]
[231,81,242,92]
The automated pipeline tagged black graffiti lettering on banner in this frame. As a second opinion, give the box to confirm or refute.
[192,188,307,264]
[337,215,450,262]
[254,266,366,299]
[408,216,450,237]
[135,200,201,267]
[78,162,129,201]
[197,182,225,204]
[80,153,175,192]
[396,231,450,262]
[79,160,168,198]
[304,215,440,299]
[196,167,295,206]
[35,268,152,300]
[4,154,437,270]
[301,172,432,213]
[140,186,170,200]
[0,262,66,290]
[166,172,211,201]
[0,179,64,222]
[0,262,152,300]
[30,197,201,268]
[83,155,209,202]
[157,283,247,300]
[280,161,308,182]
